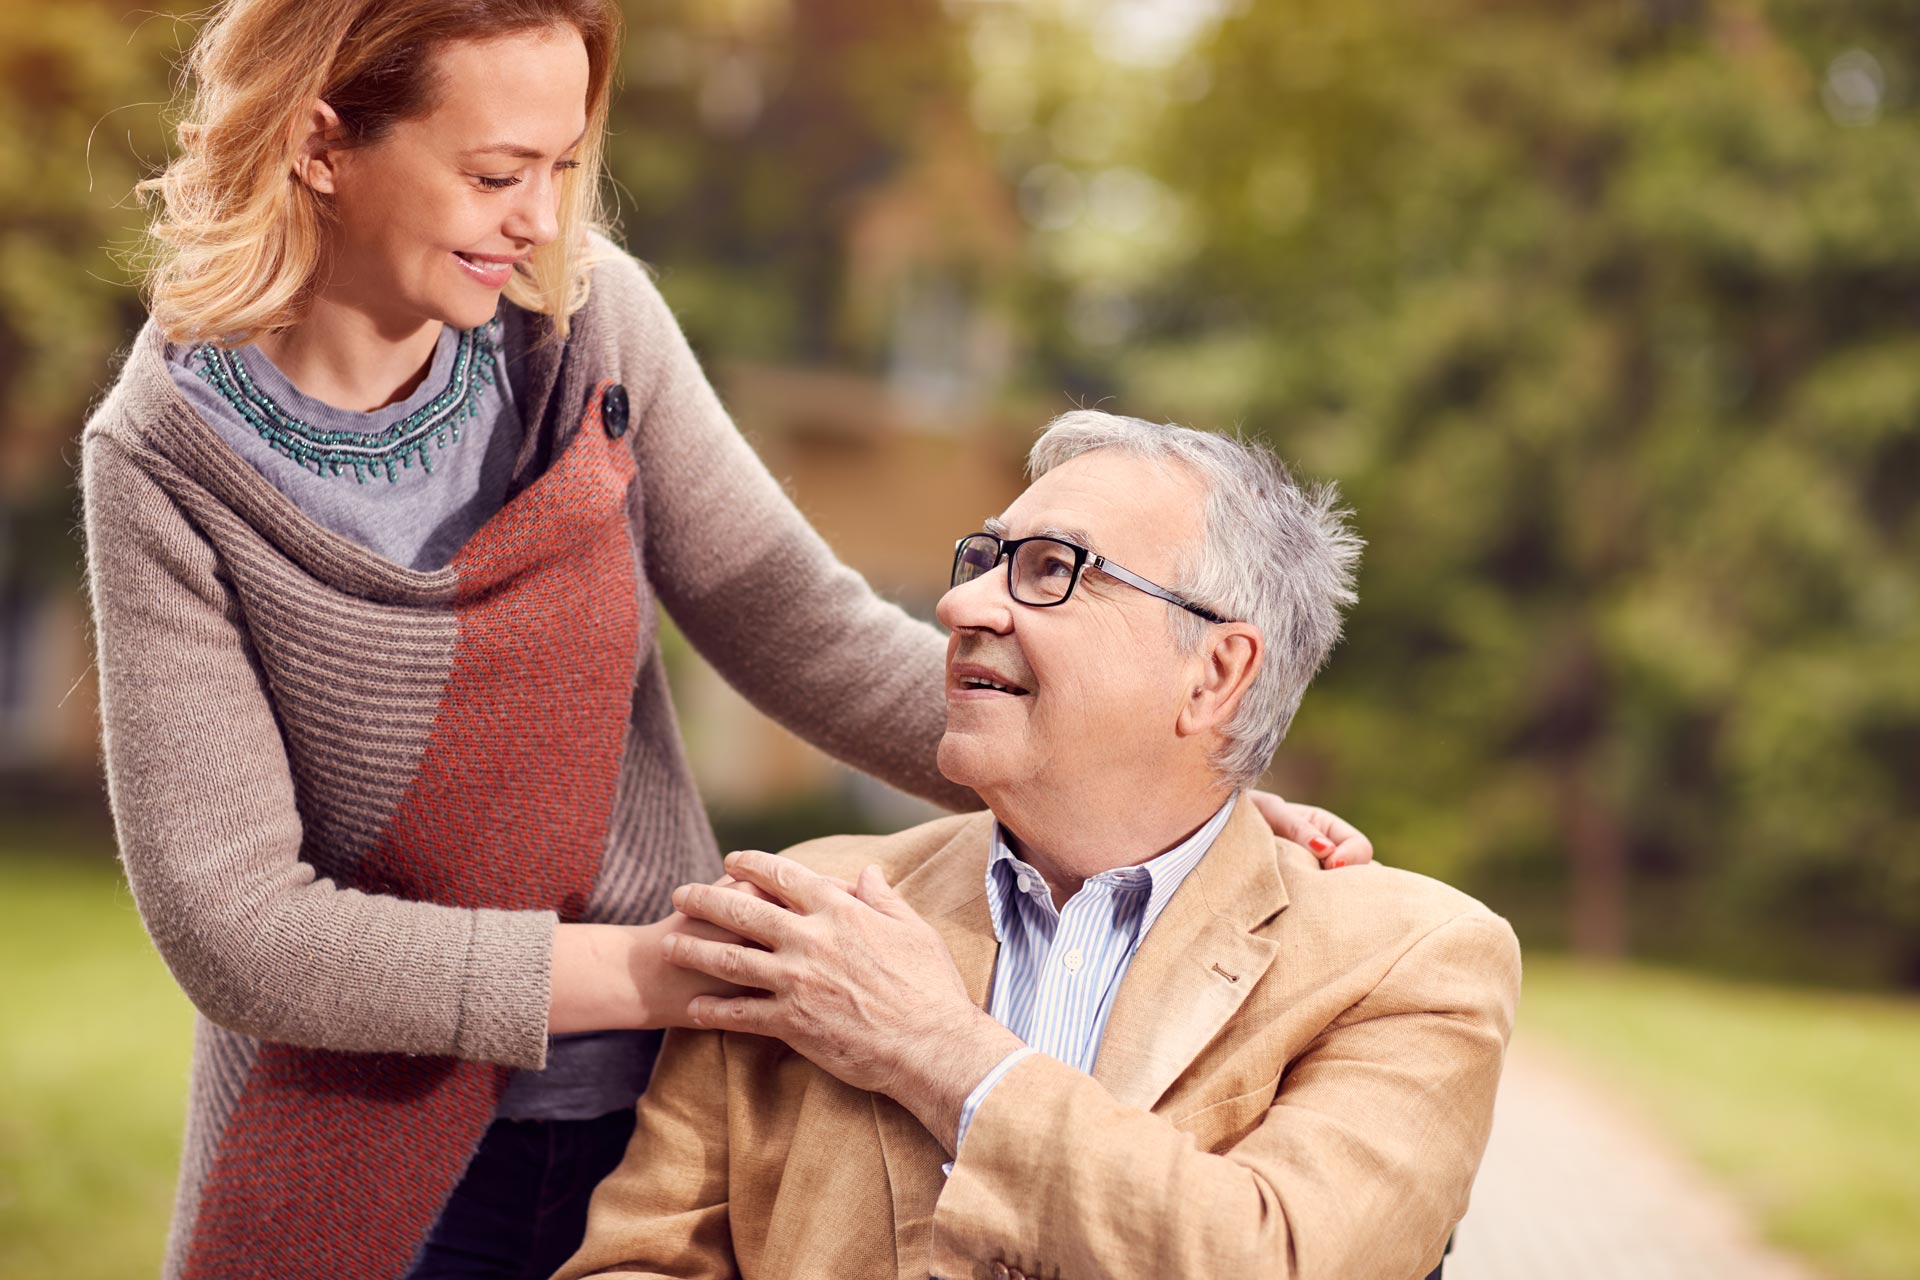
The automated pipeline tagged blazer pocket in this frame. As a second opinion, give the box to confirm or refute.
[1168,1073,1283,1150]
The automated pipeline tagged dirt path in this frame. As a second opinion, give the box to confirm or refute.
[1446,1034,1821,1280]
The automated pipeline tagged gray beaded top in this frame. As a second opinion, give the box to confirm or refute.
[166,313,527,571]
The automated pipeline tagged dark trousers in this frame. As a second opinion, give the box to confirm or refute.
[407,1110,636,1280]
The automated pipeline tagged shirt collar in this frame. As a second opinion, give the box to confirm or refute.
[982,794,1240,944]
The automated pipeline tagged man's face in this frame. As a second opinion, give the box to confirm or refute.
[935,449,1209,806]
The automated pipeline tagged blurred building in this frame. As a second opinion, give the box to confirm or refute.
[672,101,1033,821]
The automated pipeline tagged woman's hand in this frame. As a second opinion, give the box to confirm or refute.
[1247,790,1377,868]
[639,910,758,1029]
[548,875,766,1034]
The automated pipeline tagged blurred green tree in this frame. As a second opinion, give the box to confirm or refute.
[0,2,180,771]
[0,1,177,560]
[12,0,1917,988]
[1108,0,1920,982]
[606,0,968,362]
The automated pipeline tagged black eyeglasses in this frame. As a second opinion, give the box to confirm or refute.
[950,532,1231,623]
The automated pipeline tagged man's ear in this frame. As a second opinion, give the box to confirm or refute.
[1176,623,1262,738]
[288,99,347,196]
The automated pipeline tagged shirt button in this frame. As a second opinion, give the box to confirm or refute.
[1062,947,1083,973]
[601,383,630,438]
[1015,873,1034,895]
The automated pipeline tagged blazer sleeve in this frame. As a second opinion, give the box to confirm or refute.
[82,433,556,1068]
[612,257,975,812]
[554,1027,739,1280]
[929,912,1522,1280]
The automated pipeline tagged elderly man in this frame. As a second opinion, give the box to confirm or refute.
[556,411,1521,1280]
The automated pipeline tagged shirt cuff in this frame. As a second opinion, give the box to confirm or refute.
[943,1046,1036,1177]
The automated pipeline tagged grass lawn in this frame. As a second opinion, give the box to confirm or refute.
[4,847,1918,1280]
[0,849,192,1280]
[1522,957,1920,1280]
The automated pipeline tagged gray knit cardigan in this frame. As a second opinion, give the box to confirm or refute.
[81,239,968,1280]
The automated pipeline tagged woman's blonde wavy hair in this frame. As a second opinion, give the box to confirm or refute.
[138,0,621,346]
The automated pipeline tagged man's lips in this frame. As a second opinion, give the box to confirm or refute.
[948,661,1033,698]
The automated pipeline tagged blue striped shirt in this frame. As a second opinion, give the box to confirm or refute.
[950,795,1239,1160]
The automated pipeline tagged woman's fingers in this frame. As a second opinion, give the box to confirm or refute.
[1297,804,1376,867]
[1247,790,1304,842]
[1245,790,1378,868]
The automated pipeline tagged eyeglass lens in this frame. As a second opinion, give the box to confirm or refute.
[952,535,1081,605]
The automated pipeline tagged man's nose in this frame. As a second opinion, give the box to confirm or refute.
[935,561,1016,634]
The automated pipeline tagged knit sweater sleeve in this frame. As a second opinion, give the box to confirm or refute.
[81,431,555,1069]
[607,255,977,812]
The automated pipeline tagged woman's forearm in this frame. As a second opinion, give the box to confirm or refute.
[548,921,662,1034]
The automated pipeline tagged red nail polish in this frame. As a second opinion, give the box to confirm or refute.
[1310,837,1331,853]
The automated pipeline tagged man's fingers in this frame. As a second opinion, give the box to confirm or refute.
[672,881,798,946]
[686,994,783,1037]
[722,850,844,913]
[662,934,782,991]
[853,864,917,921]
[669,912,749,947]
[715,874,779,904]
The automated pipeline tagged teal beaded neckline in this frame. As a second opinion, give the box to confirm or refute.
[191,322,500,484]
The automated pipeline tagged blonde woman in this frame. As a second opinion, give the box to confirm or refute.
[83,1,1376,1276]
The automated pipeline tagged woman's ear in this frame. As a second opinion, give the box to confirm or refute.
[1176,623,1263,739]
[288,99,346,195]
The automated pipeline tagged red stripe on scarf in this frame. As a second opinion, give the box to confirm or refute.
[183,385,641,1280]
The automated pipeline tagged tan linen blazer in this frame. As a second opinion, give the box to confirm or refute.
[557,800,1521,1280]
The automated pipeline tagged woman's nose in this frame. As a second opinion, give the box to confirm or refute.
[506,173,562,248]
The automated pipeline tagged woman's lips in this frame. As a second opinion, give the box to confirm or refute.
[452,251,516,288]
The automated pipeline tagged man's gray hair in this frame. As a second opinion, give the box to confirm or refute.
[1029,410,1363,789]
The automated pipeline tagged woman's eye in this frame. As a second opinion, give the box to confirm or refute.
[555,159,581,173]
[477,175,521,191]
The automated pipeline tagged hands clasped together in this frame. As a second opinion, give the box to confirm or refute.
[664,851,1022,1148]
[658,792,1370,1148]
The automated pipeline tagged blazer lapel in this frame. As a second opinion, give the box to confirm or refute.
[1092,797,1289,1111]
[869,814,1001,1277]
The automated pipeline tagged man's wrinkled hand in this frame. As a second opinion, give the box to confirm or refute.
[661,850,1020,1143]
[644,898,755,1029]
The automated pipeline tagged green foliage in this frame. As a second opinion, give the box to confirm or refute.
[0,2,184,591]
[0,850,192,1280]
[9,0,1916,984]
[606,0,967,362]
[0,2,178,434]
[1524,957,1920,1280]
[1101,0,1920,981]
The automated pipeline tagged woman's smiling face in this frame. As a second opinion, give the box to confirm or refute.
[310,25,590,332]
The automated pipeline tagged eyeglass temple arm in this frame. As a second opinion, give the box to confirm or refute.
[1087,554,1230,624]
